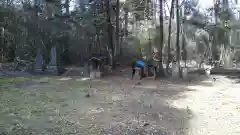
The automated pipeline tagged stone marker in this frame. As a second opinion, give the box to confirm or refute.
[46,46,60,75]
[34,48,44,73]
[172,63,179,78]
[182,67,188,79]
[83,63,90,77]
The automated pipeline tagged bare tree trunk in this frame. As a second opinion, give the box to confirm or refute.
[146,0,151,55]
[106,0,115,69]
[212,0,221,61]
[65,0,69,15]
[115,0,120,56]
[158,0,166,76]
[96,31,100,54]
[152,0,157,24]
[124,7,128,37]
[176,0,181,77]
[119,31,123,56]
[166,0,175,72]
[121,6,128,56]
[182,28,187,67]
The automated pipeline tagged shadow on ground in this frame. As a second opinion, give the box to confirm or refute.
[210,68,240,83]
[0,68,213,135]
[223,74,240,83]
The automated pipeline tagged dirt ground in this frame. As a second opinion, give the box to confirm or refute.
[0,68,240,135]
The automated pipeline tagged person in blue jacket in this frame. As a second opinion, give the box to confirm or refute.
[131,57,147,80]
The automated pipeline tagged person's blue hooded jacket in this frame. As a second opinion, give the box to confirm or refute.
[136,60,146,67]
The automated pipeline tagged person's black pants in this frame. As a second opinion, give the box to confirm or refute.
[131,62,144,79]
[147,65,157,79]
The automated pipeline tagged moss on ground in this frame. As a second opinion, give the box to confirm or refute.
[0,77,30,85]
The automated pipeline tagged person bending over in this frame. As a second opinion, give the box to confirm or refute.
[131,58,147,80]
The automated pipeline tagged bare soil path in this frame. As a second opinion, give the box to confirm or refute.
[171,75,240,135]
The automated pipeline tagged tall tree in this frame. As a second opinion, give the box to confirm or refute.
[105,0,115,68]
[123,4,128,37]
[65,0,70,15]
[158,0,166,76]
[115,0,120,56]
[176,0,181,77]
[166,0,175,72]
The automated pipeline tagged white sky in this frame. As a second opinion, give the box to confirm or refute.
[163,0,214,16]
[68,0,215,14]
[69,0,215,13]
[198,0,214,8]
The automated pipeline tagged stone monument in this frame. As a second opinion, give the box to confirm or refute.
[83,62,90,77]
[46,46,60,75]
[172,63,179,78]
[34,48,44,73]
